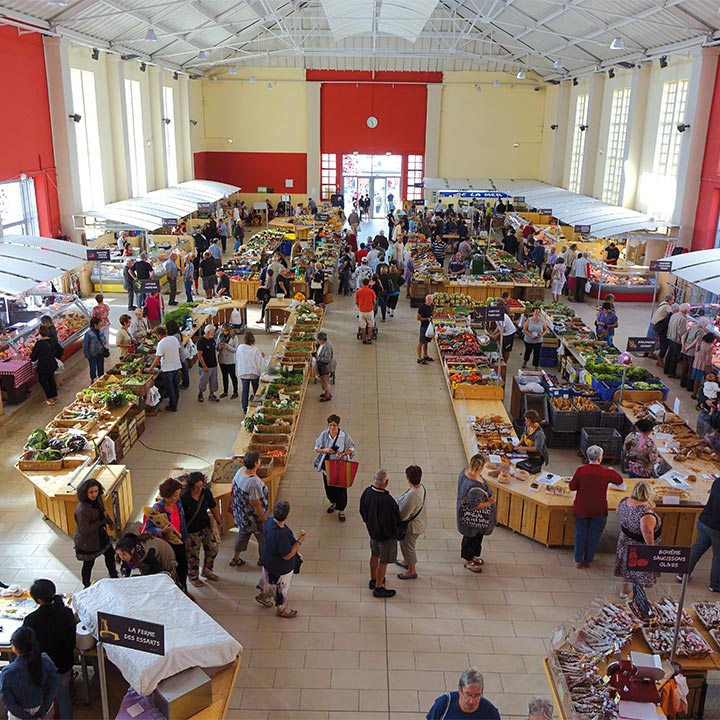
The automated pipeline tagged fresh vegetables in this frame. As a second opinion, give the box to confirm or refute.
[27,429,49,450]
[31,450,62,462]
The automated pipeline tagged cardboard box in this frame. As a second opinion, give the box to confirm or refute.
[152,667,212,720]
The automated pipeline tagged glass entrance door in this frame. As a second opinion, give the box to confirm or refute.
[341,155,402,219]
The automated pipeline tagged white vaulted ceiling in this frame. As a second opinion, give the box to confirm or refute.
[1,0,720,78]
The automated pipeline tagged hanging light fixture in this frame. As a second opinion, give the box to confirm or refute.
[553,58,563,69]
[145,27,158,42]
[198,50,208,61]
[250,75,257,83]
[516,70,526,79]
[492,80,500,87]
[229,65,238,74]
[610,37,623,50]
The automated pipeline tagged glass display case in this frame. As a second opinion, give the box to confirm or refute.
[0,294,90,361]
[587,259,658,302]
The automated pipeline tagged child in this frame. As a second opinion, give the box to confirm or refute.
[700,372,719,412]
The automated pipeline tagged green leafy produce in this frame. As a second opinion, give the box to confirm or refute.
[243,413,264,432]
[27,429,49,450]
[32,450,62,462]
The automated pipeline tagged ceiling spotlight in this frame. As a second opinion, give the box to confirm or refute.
[579,124,588,131]
[512,143,519,148]
[492,80,500,87]
[250,75,257,83]
[189,119,198,126]
[572,77,578,86]
[198,50,208,61]
[68,113,82,123]
[553,58,563,69]
[474,85,481,93]
[610,37,623,50]
[139,62,147,72]
[677,123,691,133]
[516,70,526,79]
[229,65,238,75]
[659,55,668,68]
[550,124,558,130]
[189,73,202,80]
[162,117,171,125]
[121,53,140,61]
[145,27,158,42]
[266,82,273,89]
[608,68,615,79]
[91,47,100,60]
[227,138,233,144]
[173,72,179,80]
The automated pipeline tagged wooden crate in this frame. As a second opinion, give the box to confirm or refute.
[452,383,504,399]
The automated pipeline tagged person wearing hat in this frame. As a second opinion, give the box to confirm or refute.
[354,256,373,290]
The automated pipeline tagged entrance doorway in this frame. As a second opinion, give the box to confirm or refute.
[342,154,401,219]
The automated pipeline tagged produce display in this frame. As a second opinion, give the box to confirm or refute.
[641,626,711,657]
[436,330,484,357]
[693,602,720,629]
[626,597,693,626]
[553,648,617,720]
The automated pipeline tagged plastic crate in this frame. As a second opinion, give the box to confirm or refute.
[522,393,549,424]
[548,401,579,432]
[573,399,601,429]
[540,346,558,358]
[597,401,625,430]
[580,428,622,461]
[546,427,580,449]
[539,357,559,368]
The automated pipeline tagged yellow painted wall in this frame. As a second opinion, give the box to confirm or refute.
[438,72,546,179]
[199,68,307,153]
[538,84,558,183]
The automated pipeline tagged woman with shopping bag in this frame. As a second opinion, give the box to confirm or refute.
[313,414,356,523]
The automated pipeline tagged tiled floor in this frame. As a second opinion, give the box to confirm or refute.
[0,229,717,719]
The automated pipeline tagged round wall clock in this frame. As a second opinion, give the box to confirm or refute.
[366,116,379,129]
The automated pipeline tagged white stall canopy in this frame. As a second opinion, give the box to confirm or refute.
[78,180,240,232]
[668,249,720,295]
[0,235,90,296]
[425,178,665,239]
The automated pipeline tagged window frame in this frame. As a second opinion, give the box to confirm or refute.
[601,87,632,205]
[568,94,589,194]
[124,78,147,197]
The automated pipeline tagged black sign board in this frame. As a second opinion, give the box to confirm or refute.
[97,612,165,656]
[485,305,505,322]
[539,208,553,215]
[139,279,161,294]
[198,202,211,210]
[161,218,178,226]
[512,196,525,203]
[627,337,658,353]
[649,259,673,272]
[86,248,111,262]
[315,213,330,222]
[626,545,691,574]
[573,224,591,234]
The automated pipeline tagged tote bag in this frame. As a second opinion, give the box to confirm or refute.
[324,459,359,488]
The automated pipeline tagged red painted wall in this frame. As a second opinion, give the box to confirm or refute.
[320,83,427,155]
[193,152,307,194]
[692,60,720,251]
[307,70,442,84]
[0,26,60,237]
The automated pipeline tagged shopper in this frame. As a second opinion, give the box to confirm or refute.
[115,533,176,580]
[91,293,110,331]
[229,451,269,568]
[572,252,589,303]
[614,481,661,597]
[569,446,624,568]
[30,326,63,406]
[165,318,190,390]
[183,253,195,302]
[595,301,618,345]
[564,244,578,298]
[256,500,305,618]
[376,264,395,321]
[131,252,155,307]
[359,470,403,599]
[314,414,355,523]
[23,579,76,720]
[649,294,674,356]
[199,251,217,299]
[691,332,716,398]
[682,476,720,591]
[315,331,334,402]
[148,325,182,412]
[426,668,500,720]
[664,303,690,377]
[456,454,496,573]
[180,471,221,588]
[197,324,220,403]
[396,465,427,580]
[165,251,179,306]
[528,697,554,720]
[215,268,230,297]
[355,276,376,345]
[0,626,59,720]
[129,307,150,343]
[417,293,435,364]
[680,316,708,390]
[623,418,658,478]
[142,477,190,593]
[73,478,117,588]
[144,291,164,329]
[115,314,134,355]
[521,307,547,369]
[216,323,238,399]
[82,316,109,382]
[387,261,403,316]
[123,259,136,310]
[550,257,565,301]
[235,330,265,413]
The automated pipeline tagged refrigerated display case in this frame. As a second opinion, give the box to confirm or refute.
[586,259,658,302]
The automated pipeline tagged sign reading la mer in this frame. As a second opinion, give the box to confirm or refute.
[97,611,165,655]
[626,545,691,574]
[438,191,509,198]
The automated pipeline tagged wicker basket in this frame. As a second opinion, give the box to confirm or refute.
[48,417,98,433]
[246,443,288,466]
[260,408,297,419]
[18,451,63,471]
[250,433,291,445]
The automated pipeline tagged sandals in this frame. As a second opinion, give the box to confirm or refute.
[203,571,220,581]
[472,557,484,566]
[190,578,206,588]
[398,573,418,580]
[464,563,483,574]
[255,593,274,607]
[229,558,245,568]
[276,607,298,618]
[326,504,336,514]
[338,512,346,522]
[417,359,427,365]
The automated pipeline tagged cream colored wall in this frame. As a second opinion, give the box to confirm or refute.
[538,85,558,183]
[438,72,546,179]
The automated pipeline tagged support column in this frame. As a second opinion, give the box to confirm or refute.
[424,84,442,181]
[550,81,571,187]
[581,72,605,196]
[148,66,166,190]
[622,64,651,209]
[306,82,321,198]
[104,53,130,201]
[43,36,82,241]
[177,75,193,182]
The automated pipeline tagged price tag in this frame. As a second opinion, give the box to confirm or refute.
[315,213,330,221]
[649,259,673,272]
[86,248,111,261]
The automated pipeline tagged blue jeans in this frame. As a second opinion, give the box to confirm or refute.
[184,279,193,302]
[688,520,720,590]
[574,515,607,564]
[163,369,180,410]
[241,377,259,413]
[88,354,105,380]
[57,669,73,719]
[180,359,190,388]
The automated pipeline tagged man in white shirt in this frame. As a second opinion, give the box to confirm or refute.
[572,253,589,303]
[149,325,182,412]
[493,313,517,362]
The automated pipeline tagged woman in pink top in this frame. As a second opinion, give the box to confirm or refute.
[144,292,164,329]
[91,294,110,329]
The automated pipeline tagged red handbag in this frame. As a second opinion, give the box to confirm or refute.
[324,459,359,488]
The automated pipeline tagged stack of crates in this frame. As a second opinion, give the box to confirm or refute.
[546,390,579,448]
[580,428,622,462]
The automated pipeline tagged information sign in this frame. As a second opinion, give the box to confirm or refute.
[97,612,165,656]
[626,337,658,353]
[626,545,691,574]
[86,248,111,262]
[649,259,673,272]
[139,279,161,294]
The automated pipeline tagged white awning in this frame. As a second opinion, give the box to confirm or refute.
[0,235,89,296]
[424,178,666,239]
[668,250,720,295]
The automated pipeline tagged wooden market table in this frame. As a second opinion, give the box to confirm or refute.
[229,278,309,304]
[264,298,293,331]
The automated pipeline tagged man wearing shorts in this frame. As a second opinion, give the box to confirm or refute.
[355,277,376,345]
[417,293,435,364]
[199,251,217,299]
[359,470,403,599]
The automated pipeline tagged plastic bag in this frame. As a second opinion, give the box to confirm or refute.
[55,359,65,374]
[185,338,198,360]
[99,436,117,464]
[585,280,592,293]
[146,385,161,407]
[425,322,435,339]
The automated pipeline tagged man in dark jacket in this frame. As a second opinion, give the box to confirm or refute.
[359,469,403,599]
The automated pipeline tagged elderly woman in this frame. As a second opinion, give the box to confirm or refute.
[256,500,306,619]
[229,451,269,568]
[426,668,500,720]
[569,445,625,568]
[235,330,265,414]
[521,307,547,370]
[142,477,190,592]
[692,332,717,399]
[623,418,657,478]
[614,480,662,597]
[457,454,496,573]
[396,465,427,580]
[216,322,239,399]
[129,307,150,343]
[314,414,355,523]
[115,533,176,579]
[550,257,565,302]
[315,331,334,402]
[74,478,117,588]
[528,697,554,720]
[180,472,221,588]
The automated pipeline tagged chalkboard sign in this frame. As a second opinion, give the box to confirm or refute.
[97,612,165,656]
[626,545,691,574]
[649,259,673,272]
[139,279,161,294]
[573,225,591,234]
[485,305,505,322]
[512,196,525,203]
[315,213,330,222]
[627,337,658,353]
[86,248,111,262]
[161,218,178,226]
[539,208,553,215]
